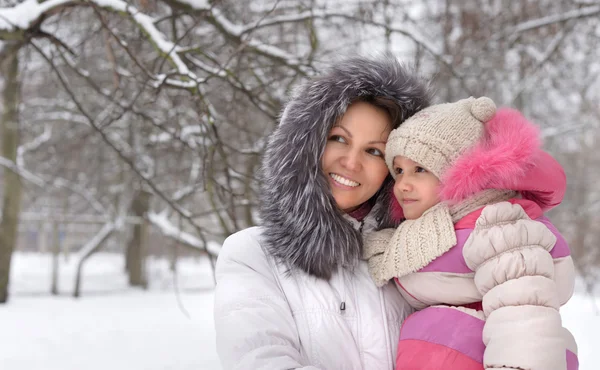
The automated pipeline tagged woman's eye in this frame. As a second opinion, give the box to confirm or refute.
[329,135,346,144]
[416,166,427,173]
[394,167,403,175]
[367,148,384,157]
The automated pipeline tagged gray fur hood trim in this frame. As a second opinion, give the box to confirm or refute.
[259,54,431,280]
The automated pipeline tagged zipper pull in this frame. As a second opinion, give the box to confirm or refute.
[340,301,346,311]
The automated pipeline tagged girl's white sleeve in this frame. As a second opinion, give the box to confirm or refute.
[463,202,572,370]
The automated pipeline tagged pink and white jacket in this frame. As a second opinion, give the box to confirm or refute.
[364,109,578,370]
[392,200,578,370]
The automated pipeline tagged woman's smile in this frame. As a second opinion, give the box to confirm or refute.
[329,173,360,188]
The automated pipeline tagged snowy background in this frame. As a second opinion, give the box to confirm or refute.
[1,253,221,370]
[1,251,599,370]
[1,0,599,369]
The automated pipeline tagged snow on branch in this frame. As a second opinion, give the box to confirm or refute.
[0,155,45,186]
[511,5,600,35]
[129,11,191,76]
[239,9,333,34]
[243,9,446,62]
[506,29,568,105]
[207,8,311,74]
[1,0,197,86]
[0,0,71,32]
[172,0,210,11]
[148,211,221,256]
[74,219,120,260]
[52,177,112,215]
[17,124,52,167]
[0,154,111,215]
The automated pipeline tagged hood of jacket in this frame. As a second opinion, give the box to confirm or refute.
[258,54,431,280]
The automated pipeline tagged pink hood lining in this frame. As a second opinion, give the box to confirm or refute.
[388,108,566,222]
[439,108,541,204]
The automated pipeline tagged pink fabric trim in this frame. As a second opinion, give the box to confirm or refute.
[347,201,372,221]
[460,301,483,311]
[454,198,542,230]
[538,216,571,258]
[515,150,566,212]
[389,184,404,222]
[567,350,579,370]
[418,229,472,273]
[399,306,485,363]
[416,199,567,274]
[396,339,484,370]
[395,277,428,306]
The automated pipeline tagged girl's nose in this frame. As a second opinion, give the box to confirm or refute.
[394,177,413,193]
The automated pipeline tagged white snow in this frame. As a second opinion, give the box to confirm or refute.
[148,211,221,256]
[2,251,599,369]
[176,0,211,11]
[1,0,198,87]
[132,12,191,77]
[1,252,221,370]
[210,8,244,36]
[0,0,63,31]
[0,0,131,32]
[74,220,118,260]
[562,294,600,369]
[512,5,600,35]
[0,156,45,187]
[17,124,52,167]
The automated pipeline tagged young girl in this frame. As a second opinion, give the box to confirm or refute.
[364,97,578,370]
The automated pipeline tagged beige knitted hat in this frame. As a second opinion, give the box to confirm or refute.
[385,96,497,180]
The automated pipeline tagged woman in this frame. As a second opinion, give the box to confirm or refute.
[214,54,431,369]
[213,55,567,369]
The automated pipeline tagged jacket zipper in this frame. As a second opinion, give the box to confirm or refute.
[379,288,394,369]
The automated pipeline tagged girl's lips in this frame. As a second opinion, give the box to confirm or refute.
[402,199,417,204]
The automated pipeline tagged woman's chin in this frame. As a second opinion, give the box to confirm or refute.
[336,198,365,213]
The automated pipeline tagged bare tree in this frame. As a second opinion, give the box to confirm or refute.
[0,0,598,300]
[0,40,24,303]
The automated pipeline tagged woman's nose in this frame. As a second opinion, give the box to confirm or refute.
[340,150,362,171]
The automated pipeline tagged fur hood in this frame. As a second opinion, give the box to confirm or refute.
[259,54,431,279]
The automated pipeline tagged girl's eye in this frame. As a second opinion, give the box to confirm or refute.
[394,167,403,175]
[366,148,384,157]
[329,135,346,144]
[416,166,427,173]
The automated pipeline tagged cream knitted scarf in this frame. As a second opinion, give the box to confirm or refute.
[363,189,516,287]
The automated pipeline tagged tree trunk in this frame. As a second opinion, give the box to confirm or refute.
[51,221,60,295]
[0,42,23,304]
[126,190,151,288]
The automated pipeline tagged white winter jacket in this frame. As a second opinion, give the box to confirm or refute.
[213,56,432,370]
[214,226,412,370]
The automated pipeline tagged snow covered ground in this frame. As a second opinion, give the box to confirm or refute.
[1,252,599,369]
[1,252,221,370]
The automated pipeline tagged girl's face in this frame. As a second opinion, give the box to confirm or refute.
[392,156,441,219]
[321,102,392,213]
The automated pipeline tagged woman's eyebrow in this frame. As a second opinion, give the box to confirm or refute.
[335,125,385,145]
[335,125,352,138]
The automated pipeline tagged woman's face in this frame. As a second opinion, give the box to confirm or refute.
[321,101,392,213]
